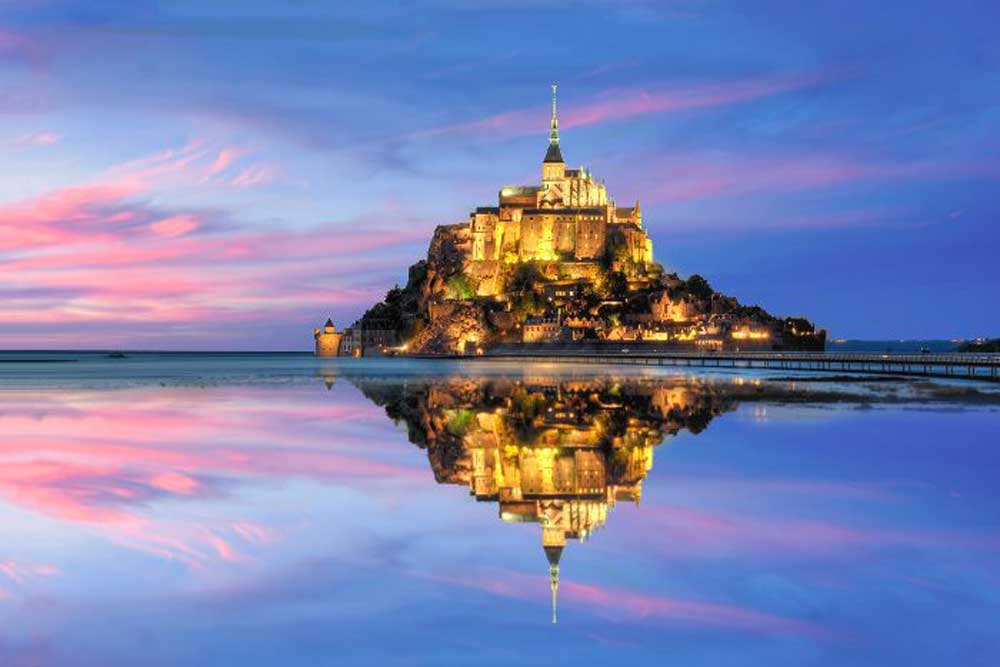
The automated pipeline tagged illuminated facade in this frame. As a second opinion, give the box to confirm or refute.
[470,86,653,266]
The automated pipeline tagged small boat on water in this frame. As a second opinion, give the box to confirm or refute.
[107,351,127,359]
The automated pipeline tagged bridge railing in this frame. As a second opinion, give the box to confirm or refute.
[491,348,1000,365]
[479,347,1000,381]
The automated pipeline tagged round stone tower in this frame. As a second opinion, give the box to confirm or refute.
[313,319,343,357]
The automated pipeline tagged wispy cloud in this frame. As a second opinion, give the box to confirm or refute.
[427,569,825,637]
[0,388,419,570]
[13,131,62,147]
[418,70,837,140]
[229,163,280,189]
[638,152,1000,207]
[0,389,421,527]
[207,146,245,177]
[0,141,428,347]
[0,28,50,70]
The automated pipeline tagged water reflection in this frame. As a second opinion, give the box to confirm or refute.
[1,360,998,664]
[351,374,740,622]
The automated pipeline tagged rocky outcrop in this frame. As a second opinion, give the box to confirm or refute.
[355,219,825,354]
[426,224,470,277]
[407,301,491,355]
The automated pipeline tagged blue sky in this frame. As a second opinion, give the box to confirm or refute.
[2,0,998,348]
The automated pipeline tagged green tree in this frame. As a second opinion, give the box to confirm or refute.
[684,274,714,300]
[605,271,627,298]
[510,262,545,293]
[446,273,476,300]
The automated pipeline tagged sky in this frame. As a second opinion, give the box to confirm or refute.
[1,0,998,349]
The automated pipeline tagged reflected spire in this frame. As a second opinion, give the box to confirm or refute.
[545,544,563,624]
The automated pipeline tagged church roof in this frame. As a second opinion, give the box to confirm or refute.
[501,185,540,195]
[523,207,605,215]
[543,142,564,164]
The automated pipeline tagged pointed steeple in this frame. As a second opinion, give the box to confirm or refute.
[543,84,564,164]
[544,545,563,624]
[549,84,559,144]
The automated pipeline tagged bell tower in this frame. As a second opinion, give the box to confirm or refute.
[542,84,566,185]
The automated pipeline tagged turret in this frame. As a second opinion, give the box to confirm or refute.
[313,318,343,357]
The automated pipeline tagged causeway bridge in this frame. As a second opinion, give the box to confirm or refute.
[480,346,1000,382]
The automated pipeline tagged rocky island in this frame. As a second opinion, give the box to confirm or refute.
[317,87,824,357]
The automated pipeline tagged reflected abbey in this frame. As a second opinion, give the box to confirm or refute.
[345,373,741,622]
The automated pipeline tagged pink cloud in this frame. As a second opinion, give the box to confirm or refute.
[0,390,424,527]
[637,152,1000,213]
[0,559,60,585]
[0,29,49,69]
[0,142,430,347]
[150,472,200,495]
[231,521,274,545]
[562,72,831,129]
[0,389,421,570]
[428,569,823,637]
[419,70,834,140]
[149,214,200,238]
[625,502,1000,558]
[561,579,823,637]
[0,183,141,250]
[209,534,241,563]
[104,140,210,188]
[14,131,62,147]
[230,163,279,189]
[207,147,245,177]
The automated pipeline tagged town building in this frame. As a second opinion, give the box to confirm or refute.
[522,316,562,343]
[339,325,363,357]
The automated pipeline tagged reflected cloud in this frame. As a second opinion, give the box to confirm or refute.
[1,365,997,645]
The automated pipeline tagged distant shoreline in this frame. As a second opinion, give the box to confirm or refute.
[1,338,996,355]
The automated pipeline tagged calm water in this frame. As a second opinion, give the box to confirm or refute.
[1,354,998,666]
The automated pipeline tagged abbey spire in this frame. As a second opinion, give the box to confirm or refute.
[543,84,564,165]
[549,83,559,144]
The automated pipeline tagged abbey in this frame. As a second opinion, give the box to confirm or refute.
[469,86,652,266]
[333,86,825,356]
